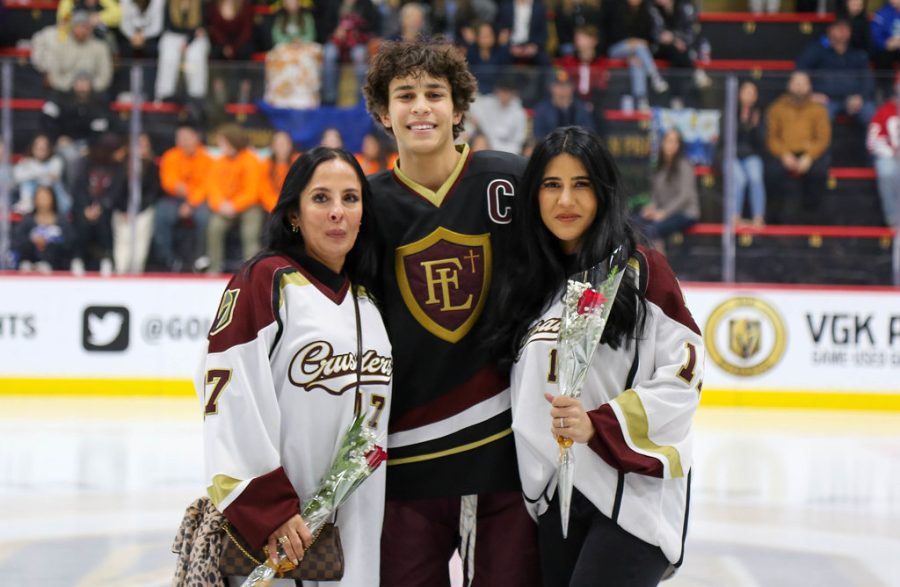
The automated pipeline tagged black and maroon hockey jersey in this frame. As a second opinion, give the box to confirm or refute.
[369,145,527,499]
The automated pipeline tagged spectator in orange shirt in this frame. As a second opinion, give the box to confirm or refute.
[355,132,397,175]
[204,123,264,273]
[259,130,299,213]
[153,125,213,271]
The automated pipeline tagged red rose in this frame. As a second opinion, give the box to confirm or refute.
[577,289,606,315]
[365,446,388,470]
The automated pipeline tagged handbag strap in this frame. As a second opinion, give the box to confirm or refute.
[353,288,362,389]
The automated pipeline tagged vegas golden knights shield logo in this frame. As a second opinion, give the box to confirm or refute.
[729,318,761,359]
[395,227,491,343]
[210,289,240,336]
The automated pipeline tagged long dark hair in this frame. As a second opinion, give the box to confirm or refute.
[486,126,645,370]
[245,147,380,296]
[656,128,686,183]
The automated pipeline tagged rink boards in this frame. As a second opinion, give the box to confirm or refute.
[1,275,899,409]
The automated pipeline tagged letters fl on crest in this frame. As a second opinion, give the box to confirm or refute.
[395,227,491,343]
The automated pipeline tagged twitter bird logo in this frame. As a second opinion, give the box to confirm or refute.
[82,306,130,352]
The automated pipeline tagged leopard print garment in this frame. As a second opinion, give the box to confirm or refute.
[172,496,227,587]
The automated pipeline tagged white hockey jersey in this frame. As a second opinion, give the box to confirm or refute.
[510,248,702,566]
[196,254,392,586]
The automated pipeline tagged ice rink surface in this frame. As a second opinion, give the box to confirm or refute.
[1,396,899,586]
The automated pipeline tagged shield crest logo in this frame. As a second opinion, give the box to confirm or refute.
[729,318,761,359]
[210,289,240,336]
[395,227,492,343]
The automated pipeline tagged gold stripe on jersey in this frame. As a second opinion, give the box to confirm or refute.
[277,271,312,307]
[386,428,512,466]
[614,389,685,478]
[207,473,243,507]
[393,144,470,207]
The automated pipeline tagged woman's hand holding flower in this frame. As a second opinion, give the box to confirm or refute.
[266,513,313,566]
[545,393,596,444]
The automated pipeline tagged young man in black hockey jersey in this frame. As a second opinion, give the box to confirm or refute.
[363,39,542,586]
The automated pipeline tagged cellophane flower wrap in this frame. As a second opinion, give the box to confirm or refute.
[241,413,387,586]
[555,245,628,538]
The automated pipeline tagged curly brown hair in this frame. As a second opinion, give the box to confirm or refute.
[363,38,478,139]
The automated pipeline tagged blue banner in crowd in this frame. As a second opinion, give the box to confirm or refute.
[652,108,721,167]
[257,102,375,153]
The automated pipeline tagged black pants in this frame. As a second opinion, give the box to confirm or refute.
[764,153,831,224]
[538,489,669,587]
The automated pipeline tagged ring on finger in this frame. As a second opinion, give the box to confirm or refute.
[278,535,290,545]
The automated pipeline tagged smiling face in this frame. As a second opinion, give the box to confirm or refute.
[380,73,462,159]
[538,153,598,254]
[288,158,363,273]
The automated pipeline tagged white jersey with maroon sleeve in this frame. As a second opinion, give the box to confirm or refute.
[196,254,392,586]
[510,248,702,567]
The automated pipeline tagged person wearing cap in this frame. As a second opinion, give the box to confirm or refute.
[469,76,529,154]
[796,17,876,126]
[866,74,900,227]
[46,10,113,94]
[57,0,122,39]
[532,68,596,141]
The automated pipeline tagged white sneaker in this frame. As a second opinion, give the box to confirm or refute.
[652,77,669,94]
[19,260,34,273]
[694,69,712,89]
[637,98,651,112]
[100,257,113,277]
[34,261,53,274]
[670,97,685,110]
[71,257,85,276]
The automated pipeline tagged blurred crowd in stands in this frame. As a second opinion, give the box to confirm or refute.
[0,0,899,274]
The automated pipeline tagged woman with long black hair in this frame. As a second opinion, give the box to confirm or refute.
[197,147,391,586]
[487,126,702,587]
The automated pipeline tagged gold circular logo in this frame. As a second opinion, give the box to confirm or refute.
[704,296,787,377]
